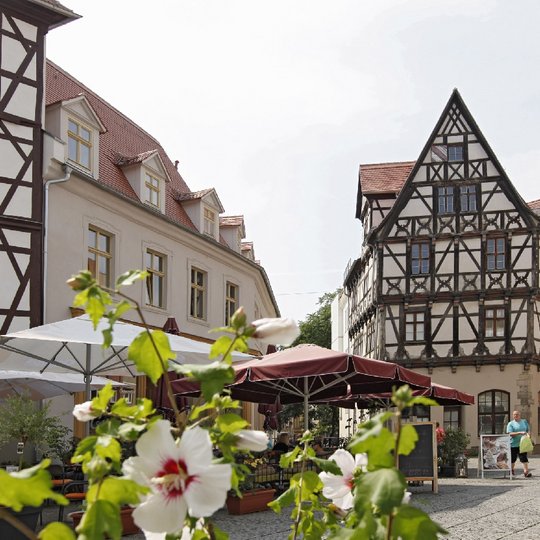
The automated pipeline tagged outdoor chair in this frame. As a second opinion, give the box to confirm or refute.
[58,481,88,522]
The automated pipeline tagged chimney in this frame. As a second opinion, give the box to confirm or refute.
[174,160,179,170]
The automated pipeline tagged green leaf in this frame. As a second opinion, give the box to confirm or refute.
[95,435,122,467]
[310,456,343,475]
[72,436,98,464]
[408,396,439,407]
[77,500,122,540]
[210,335,234,360]
[95,418,121,437]
[91,384,115,413]
[174,362,236,401]
[391,505,447,539]
[398,424,419,456]
[0,461,67,511]
[86,477,147,506]
[38,522,76,540]
[268,486,296,513]
[350,427,395,470]
[117,421,147,440]
[116,270,148,287]
[216,413,249,434]
[128,330,176,384]
[354,469,406,514]
[279,446,301,468]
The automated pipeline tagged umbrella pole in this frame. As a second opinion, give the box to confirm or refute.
[85,344,92,436]
[304,377,309,432]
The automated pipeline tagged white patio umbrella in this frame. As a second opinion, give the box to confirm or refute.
[0,370,127,400]
[0,315,251,398]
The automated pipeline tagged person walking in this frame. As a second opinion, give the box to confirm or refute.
[506,410,532,478]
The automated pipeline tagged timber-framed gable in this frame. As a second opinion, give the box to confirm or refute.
[346,89,540,375]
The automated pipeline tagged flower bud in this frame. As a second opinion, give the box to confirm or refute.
[235,430,269,452]
[73,401,95,422]
[251,317,300,346]
[230,307,247,330]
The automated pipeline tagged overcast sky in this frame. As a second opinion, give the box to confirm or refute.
[46,0,540,323]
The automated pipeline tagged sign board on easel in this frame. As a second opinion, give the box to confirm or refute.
[398,422,438,493]
[479,434,512,479]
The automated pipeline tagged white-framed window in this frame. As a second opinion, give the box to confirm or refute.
[486,237,506,271]
[190,267,207,320]
[225,282,238,325]
[68,117,92,170]
[448,145,464,162]
[145,249,166,308]
[437,187,454,214]
[203,207,216,237]
[460,185,477,212]
[144,173,160,209]
[87,225,112,288]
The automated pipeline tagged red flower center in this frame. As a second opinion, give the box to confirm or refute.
[155,458,196,500]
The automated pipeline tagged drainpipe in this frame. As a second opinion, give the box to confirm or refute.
[43,164,72,322]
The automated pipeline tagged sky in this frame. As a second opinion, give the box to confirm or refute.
[46,0,540,323]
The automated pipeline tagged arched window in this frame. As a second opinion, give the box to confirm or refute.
[478,390,510,434]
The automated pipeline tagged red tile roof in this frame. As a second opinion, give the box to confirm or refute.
[113,150,159,167]
[174,188,214,202]
[360,161,415,195]
[528,198,540,210]
[45,61,197,231]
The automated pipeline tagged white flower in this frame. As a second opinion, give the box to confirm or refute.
[251,317,300,346]
[72,401,95,422]
[142,519,204,540]
[235,430,269,452]
[402,491,412,504]
[319,449,367,510]
[123,420,231,534]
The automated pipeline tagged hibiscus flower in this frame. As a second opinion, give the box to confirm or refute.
[123,420,231,534]
[319,449,367,510]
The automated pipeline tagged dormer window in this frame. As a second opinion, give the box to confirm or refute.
[68,118,92,169]
[145,172,160,208]
[203,207,216,237]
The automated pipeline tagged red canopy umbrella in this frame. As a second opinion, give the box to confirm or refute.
[171,344,431,429]
[320,382,475,409]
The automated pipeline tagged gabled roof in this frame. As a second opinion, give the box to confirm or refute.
[359,161,415,195]
[373,89,540,240]
[220,215,244,227]
[26,0,80,28]
[113,150,158,167]
[174,187,225,213]
[356,161,414,219]
[45,60,196,230]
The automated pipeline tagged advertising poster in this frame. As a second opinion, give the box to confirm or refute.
[480,434,512,478]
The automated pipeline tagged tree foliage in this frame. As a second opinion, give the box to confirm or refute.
[280,291,341,437]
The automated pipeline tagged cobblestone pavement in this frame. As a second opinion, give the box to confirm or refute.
[40,456,540,539]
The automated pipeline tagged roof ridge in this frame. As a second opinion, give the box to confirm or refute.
[46,59,163,149]
[360,161,416,168]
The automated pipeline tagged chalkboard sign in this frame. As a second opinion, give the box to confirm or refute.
[398,422,438,493]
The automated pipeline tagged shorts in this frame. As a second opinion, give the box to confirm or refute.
[510,446,528,463]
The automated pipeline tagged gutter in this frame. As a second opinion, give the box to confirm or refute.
[43,164,72,321]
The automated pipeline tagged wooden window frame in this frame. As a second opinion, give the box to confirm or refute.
[144,173,160,208]
[145,249,166,308]
[405,311,425,342]
[484,306,505,338]
[68,117,92,170]
[478,389,509,435]
[443,406,462,431]
[460,185,477,212]
[411,241,430,275]
[486,237,506,271]
[225,281,238,325]
[87,225,112,288]
[447,144,464,162]
[190,267,207,320]
[437,186,454,214]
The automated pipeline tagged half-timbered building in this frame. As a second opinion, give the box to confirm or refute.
[338,90,540,445]
[0,0,78,335]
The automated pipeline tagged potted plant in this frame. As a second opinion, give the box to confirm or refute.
[225,455,276,515]
[0,394,71,467]
[439,427,470,477]
[0,395,71,537]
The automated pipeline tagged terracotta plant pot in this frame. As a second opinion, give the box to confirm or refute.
[69,506,139,535]
[225,488,276,515]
